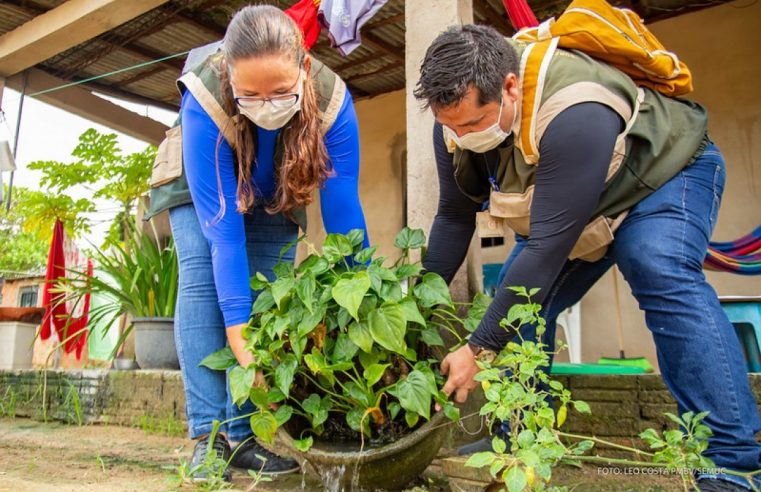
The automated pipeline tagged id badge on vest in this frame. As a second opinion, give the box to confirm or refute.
[476,174,505,239]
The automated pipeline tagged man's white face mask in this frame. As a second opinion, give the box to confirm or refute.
[234,70,304,131]
[443,96,516,153]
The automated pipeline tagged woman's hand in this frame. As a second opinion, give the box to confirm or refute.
[226,323,266,388]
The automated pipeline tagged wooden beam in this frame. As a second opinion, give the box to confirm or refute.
[346,61,404,83]
[80,79,179,112]
[364,13,405,30]
[334,53,390,73]
[2,0,184,74]
[0,0,171,77]
[173,12,226,39]
[361,32,404,62]
[118,66,168,87]
[5,69,169,145]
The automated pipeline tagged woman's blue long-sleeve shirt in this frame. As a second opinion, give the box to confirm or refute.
[181,89,368,327]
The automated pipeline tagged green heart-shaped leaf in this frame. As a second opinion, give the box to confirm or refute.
[332,272,370,321]
[368,302,407,355]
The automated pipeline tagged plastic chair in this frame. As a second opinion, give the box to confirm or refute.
[719,296,761,372]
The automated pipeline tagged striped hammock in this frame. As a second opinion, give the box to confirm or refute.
[704,226,761,275]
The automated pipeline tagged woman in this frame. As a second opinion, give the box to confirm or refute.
[147,5,368,481]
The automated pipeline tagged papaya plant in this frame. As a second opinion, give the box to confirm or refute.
[202,227,482,450]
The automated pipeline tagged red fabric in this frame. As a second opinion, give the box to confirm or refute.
[502,0,539,30]
[40,219,92,359]
[285,0,322,50]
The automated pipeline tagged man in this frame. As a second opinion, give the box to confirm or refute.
[415,24,761,491]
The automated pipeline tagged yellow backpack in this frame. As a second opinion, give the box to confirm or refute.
[513,0,693,163]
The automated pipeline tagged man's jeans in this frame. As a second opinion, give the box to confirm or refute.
[497,142,761,474]
[169,204,298,442]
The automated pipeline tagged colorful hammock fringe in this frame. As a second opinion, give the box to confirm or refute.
[704,226,761,275]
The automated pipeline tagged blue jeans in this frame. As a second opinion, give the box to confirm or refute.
[497,143,761,476]
[169,203,298,442]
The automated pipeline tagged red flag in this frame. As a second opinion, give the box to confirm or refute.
[502,0,539,30]
[41,219,92,359]
[285,0,322,50]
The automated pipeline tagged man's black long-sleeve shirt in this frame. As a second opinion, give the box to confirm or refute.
[423,103,623,350]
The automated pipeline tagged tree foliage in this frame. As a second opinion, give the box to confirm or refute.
[1,128,155,271]
[26,128,155,246]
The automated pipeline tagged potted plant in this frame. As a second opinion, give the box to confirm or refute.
[57,220,179,369]
[201,227,485,490]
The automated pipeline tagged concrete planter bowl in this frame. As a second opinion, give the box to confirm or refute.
[276,410,448,491]
[132,317,179,370]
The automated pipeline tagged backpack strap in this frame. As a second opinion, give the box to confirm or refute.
[516,36,558,165]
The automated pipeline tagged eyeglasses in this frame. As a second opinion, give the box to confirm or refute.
[233,70,302,110]
[234,92,300,110]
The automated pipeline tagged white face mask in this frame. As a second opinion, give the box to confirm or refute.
[236,70,304,131]
[444,97,516,153]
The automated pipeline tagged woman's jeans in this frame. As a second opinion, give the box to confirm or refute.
[169,204,298,442]
[497,142,761,474]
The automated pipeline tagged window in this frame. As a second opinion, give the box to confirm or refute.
[481,236,505,248]
[18,286,39,308]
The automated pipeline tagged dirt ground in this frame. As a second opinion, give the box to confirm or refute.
[0,417,685,491]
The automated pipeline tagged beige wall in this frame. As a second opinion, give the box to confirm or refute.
[0,278,43,307]
[578,0,761,370]
[302,89,407,260]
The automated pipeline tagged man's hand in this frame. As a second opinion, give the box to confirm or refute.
[436,344,480,410]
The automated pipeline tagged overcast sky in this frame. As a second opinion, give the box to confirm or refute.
[0,87,178,248]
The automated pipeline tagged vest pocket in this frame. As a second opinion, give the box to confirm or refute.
[569,212,627,262]
[476,211,505,238]
[488,187,533,236]
[149,125,183,188]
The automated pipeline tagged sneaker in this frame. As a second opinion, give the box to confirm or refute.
[230,438,300,475]
[189,434,232,482]
[457,425,511,455]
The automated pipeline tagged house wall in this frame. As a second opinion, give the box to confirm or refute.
[577,0,761,369]
[0,278,44,307]
[301,89,407,261]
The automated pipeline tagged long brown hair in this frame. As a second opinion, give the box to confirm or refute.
[219,5,330,218]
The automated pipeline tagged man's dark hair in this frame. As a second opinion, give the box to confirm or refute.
[414,24,519,110]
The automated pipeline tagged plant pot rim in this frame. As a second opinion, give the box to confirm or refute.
[277,410,448,464]
[131,316,174,322]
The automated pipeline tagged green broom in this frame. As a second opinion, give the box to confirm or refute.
[597,265,654,373]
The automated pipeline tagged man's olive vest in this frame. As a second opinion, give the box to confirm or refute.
[145,44,346,232]
[452,39,708,261]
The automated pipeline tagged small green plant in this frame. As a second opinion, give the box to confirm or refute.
[168,425,230,491]
[96,453,107,473]
[168,452,231,491]
[60,380,83,426]
[465,288,757,492]
[201,228,482,450]
[0,387,18,417]
[167,422,272,491]
[232,438,272,490]
[134,413,185,438]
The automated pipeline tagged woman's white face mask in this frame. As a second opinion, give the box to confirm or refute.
[235,70,305,131]
[444,97,516,153]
